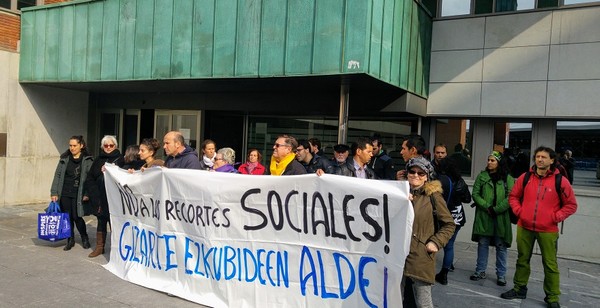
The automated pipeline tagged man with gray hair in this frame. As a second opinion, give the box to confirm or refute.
[212,147,238,173]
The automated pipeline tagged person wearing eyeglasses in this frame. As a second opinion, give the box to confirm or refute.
[50,135,94,251]
[267,135,306,176]
[85,135,124,258]
[402,156,455,308]
[469,151,515,286]
[296,139,335,174]
[212,147,238,173]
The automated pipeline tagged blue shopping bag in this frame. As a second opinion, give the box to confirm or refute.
[38,201,71,242]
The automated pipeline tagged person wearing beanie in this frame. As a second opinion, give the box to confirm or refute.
[402,156,455,307]
[470,151,515,286]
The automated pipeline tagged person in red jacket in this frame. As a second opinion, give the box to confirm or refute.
[237,148,266,175]
[501,146,577,308]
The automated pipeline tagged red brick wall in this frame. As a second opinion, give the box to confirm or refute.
[0,11,20,52]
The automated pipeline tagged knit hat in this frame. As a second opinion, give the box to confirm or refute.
[489,151,502,162]
[406,156,435,180]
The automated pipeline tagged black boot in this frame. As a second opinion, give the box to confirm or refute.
[63,237,75,251]
[81,235,90,249]
[435,268,449,285]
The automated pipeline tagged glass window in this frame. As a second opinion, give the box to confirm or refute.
[556,121,600,188]
[496,0,518,12]
[0,0,11,10]
[17,0,36,10]
[441,0,471,16]
[563,0,596,5]
[493,122,532,179]
[538,0,559,8]
[435,119,474,177]
[474,0,494,14]
[1,0,39,11]
[246,116,416,167]
[517,0,535,10]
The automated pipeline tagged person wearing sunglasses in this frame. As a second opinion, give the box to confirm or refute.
[267,135,306,176]
[85,135,124,258]
[402,156,455,308]
[470,151,515,286]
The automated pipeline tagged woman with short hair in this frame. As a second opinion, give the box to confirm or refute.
[212,147,238,173]
[85,135,124,258]
[238,148,265,175]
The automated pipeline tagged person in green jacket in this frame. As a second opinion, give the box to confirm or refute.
[470,151,514,286]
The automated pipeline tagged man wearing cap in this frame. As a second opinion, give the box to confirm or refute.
[296,139,335,174]
[335,137,377,179]
[328,144,349,174]
[368,134,396,180]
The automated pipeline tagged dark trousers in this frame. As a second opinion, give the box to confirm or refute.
[96,215,111,233]
[59,196,87,238]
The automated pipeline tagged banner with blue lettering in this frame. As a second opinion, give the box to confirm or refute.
[103,164,414,308]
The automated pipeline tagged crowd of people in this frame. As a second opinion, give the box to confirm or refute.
[50,131,578,308]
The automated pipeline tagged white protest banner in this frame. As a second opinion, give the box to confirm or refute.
[103,164,414,308]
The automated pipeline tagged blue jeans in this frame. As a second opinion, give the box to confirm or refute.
[476,235,508,277]
[442,225,461,269]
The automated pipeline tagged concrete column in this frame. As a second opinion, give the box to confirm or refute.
[337,82,349,145]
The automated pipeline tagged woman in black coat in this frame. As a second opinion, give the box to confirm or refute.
[85,135,124,258]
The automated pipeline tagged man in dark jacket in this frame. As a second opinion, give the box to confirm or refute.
[335,137,377,179]
[368,135,396,180]
[296,139,335,174]
[163,131,202,169]
[267,134,307,176]
[501,146,577,308]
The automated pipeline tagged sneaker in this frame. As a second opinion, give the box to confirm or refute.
[497,276,507,286]
[470,272,486,281]
[500,288,527,300]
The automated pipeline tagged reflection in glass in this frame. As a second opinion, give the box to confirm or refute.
[494,122,532,179]
[246,116,415,167]
[441,0,471,16]
[435,119,473,176]
[556,121,600,187]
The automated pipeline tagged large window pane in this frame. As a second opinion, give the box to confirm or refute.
[494,122,532,179]
[246,116,415,167]
[556,121,600,187]
[435,119,473,177]
[441,0,471,16]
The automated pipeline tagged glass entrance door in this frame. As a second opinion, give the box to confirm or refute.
[155,110,202,150]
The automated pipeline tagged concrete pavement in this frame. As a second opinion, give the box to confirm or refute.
[1,203,599,307]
